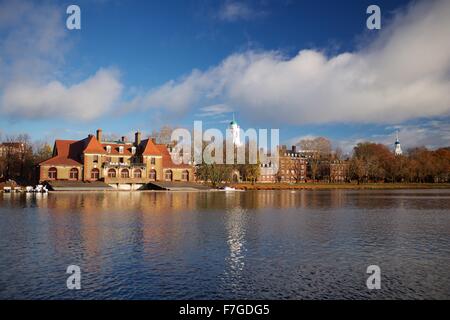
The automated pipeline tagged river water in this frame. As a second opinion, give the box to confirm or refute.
[0,189,449,299]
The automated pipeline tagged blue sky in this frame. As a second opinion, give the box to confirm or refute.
[0,0,449,153]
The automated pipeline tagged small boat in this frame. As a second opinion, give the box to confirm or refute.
[26,186,34,193]
[3,187,12,193]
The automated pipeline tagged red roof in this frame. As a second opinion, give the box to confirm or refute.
[155,144,191,168]
[40,140,83,166]
[140,139,161,156]
[83,135,106,154]
[39,134,192,169]
[102,142,134,155]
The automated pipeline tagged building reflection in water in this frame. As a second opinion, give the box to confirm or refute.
[2,190,354,281]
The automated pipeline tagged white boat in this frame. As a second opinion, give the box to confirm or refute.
[3,186,12,193]
[224,186,236,191]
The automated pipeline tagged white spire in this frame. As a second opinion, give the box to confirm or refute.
[230,113,241,146]
[394,130,402,156]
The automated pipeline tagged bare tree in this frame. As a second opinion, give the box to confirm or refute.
[298,137,332,155]
[298,137,332,181]
[290,159,305,183]
[149,125,176,145]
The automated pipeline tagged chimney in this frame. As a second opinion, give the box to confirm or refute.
[96,129,102,142]
[151,138,156,144]
[292,145,296,153]
[135,131,141,146]
[121,136,127,143]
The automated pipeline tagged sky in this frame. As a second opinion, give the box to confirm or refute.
[0,0,449,154]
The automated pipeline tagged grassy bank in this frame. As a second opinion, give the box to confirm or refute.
[229,182,450,190]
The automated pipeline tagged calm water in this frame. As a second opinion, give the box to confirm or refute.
[0,189,449,300]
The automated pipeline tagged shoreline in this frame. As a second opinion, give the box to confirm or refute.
[229,183,450,190]
[2,183,450,193]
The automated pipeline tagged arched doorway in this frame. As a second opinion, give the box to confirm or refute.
[121,169,129,178]
[149,169,157,181]
[107,168,116,178]
[69,168,79,180]
[165,170,173,181]
[48,167,57,180]
[182,170,189,181]
[133,168,142,178]
[91,168,100,180]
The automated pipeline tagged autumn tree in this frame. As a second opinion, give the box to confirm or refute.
[348,142,392,182]
[298,137,332,181]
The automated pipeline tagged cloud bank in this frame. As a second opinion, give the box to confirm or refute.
[136,0,450,125]
[0,0,123,121]
[1,69,122,120]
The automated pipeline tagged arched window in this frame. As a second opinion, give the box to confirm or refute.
[91,168,100,180]
[107,168,116,178]
[69,168,79,180]
[182,170,189,181]
[164,170,173,181]
[133,169,142,178]
[149,169,157,181]
[48,167,57,179]
[121,169,129,178]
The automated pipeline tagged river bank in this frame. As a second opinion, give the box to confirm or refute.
[229,182,450,190]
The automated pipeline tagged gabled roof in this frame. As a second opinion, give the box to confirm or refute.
[102,142,134,155]
[155,144,191,168]
[140,139,162,156]
[83,135,106,154]
[40,140,83,166]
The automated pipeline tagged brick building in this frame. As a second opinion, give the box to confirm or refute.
[259,145,307,183]
[0,142,26,157]
[39,129,194,188]
[329,160,349,182]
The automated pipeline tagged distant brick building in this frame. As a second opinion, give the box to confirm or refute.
[0,142,26,158]
[39,129,194,188]
[259,154,278,183]
[329,160,349,182]
[278,145,307,183]
[259,145,307,183]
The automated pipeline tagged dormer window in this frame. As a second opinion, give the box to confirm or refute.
[131,146,136,154]
[119,146,124,154]
[106,145,111,153]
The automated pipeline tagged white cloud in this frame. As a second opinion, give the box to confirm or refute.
[0,1,123,121]
[197,104,233,117]
[137,0,450,125]
[1,69,123,121]
[218,1,263,22]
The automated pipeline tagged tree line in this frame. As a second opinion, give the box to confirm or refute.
[0,134,52,185]
[349,142,450,183]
